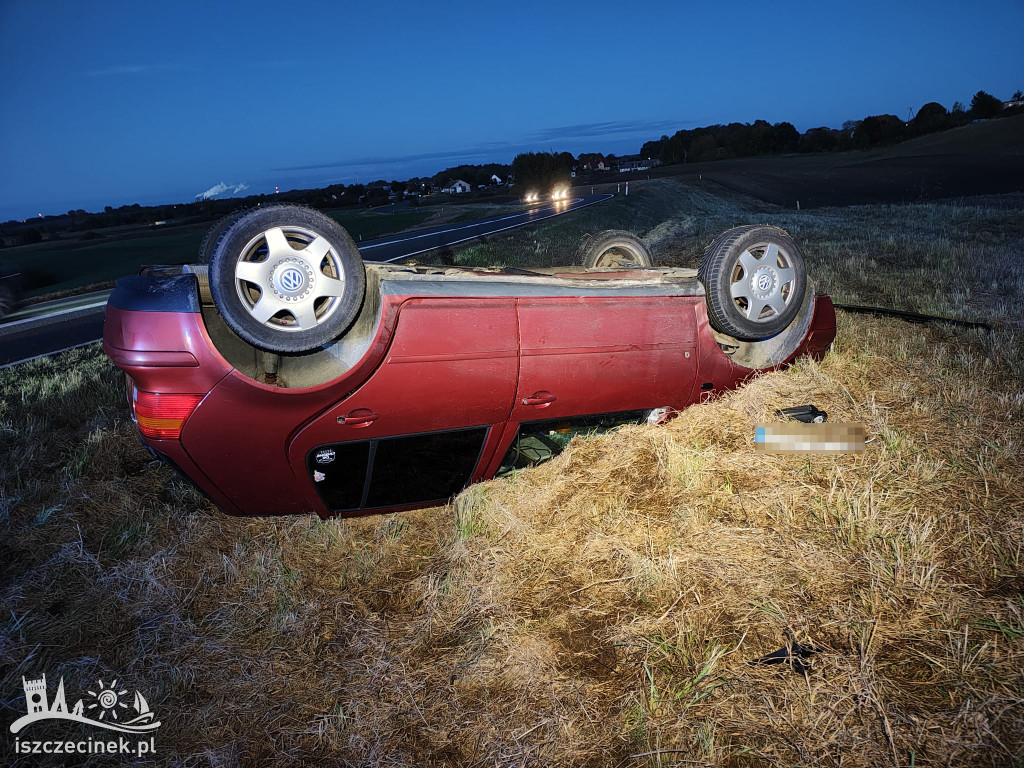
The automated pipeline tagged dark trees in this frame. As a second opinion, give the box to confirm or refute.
[911,102,949,136]
[800,127,839,153]
[970,90,1003,119]
[854,114,905,148]
[512,152,573,190]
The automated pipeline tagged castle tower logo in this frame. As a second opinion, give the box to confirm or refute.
[10,674,161,736]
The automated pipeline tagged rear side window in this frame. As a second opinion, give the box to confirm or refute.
[496,410,651,477]
[308,426,488,513]
[365,428,488,508]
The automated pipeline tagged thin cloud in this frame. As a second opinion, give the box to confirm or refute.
[274,118,692,173]
[249,59,304,68]
[277,147,499,173]
[529,118,692,141]
[84,63,192,77]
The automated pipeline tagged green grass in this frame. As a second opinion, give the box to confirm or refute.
[322,208,431,241]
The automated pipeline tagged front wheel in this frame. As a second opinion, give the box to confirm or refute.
[698,225,807,341]
[207,204,366,353]
[577,230,654,268]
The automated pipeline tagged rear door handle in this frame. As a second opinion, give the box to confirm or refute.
[337,408,379,427]
[522,391,556,407]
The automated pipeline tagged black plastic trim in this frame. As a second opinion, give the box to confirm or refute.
[833,303,993,333]
[108,274,201,313]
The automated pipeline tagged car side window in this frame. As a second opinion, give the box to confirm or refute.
[308,427,489,513]
[496,410,652,477]
[365,427,488,508]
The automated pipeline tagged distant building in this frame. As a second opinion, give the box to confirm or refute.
[578,154,609,172]
[442,179,471,194]
[490,174,503,185]
[618,158,663,173]
[1003,98,1024,109]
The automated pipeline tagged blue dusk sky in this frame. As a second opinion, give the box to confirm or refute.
[1,0,1021,220]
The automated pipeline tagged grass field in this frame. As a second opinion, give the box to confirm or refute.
[609,115,1024,210]
[1,180,1022,766]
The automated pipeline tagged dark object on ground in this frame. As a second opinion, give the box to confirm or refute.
[0,266,23,318]
[102,208,837,519]
[777,404,828,423]
[749,641,820,674]
[833,303,994,332]
[576,230,654,268]
[699,225,807,341]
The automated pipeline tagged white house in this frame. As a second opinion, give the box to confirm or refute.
[490,174,503,185]
[442,179,471,194]
[618,158,663,173]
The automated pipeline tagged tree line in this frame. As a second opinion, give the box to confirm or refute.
[4,89,1019,244]
[639,90,1021,164]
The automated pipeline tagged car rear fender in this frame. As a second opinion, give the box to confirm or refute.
[690,291,836,401]
[177,292,411,517]
[103,274,233,393]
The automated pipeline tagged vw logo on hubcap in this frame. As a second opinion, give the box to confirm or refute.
[270,258,313,299]
[750,265,778,300]
[279,268,304,292]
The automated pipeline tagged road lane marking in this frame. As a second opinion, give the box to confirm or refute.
[0,298,109,331]
[362,195,611,252]
[0,195,614,338]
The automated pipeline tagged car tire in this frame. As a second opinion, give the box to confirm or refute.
[207,204,366,354]
[698,225,807,341]
[577,230,654,268]
[198,210,247,264]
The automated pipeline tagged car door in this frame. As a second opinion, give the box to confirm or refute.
[511,294,700,423]
[288,296,518,516]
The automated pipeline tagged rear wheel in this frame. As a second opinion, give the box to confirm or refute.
[698,225,806,340]
[577,230,653,268]
[207,204,366,353]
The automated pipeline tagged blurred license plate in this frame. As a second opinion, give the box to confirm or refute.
[755,423,866,454]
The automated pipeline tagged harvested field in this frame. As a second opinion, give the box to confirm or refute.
[610,115,1024,209]
[2,181,1023,766]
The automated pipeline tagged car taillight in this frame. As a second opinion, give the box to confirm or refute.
[129,384,203,440]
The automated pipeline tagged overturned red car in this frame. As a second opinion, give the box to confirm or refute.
[103,204,835,518]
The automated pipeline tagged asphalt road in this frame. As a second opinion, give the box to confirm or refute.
[362,193,612,262]
[0,194,612,368]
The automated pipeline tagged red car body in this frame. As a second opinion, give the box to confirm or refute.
[103,264,836,518]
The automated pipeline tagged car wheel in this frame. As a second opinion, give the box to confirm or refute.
[577,230,654,268]
[198,210,247,264]
[207,204,366,353]
[698,225,807,341]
